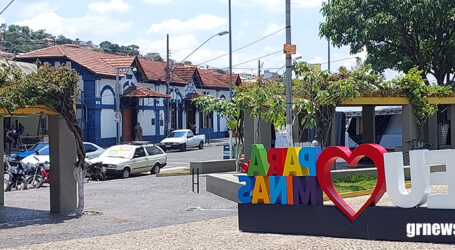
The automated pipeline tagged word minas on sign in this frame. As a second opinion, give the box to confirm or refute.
[238,144,455,221]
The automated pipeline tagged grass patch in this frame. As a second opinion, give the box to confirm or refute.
[333,175,378,193]
[332,174,410,193]
[157,168,190,177]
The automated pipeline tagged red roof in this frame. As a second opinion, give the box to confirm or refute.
[17,44,136,77]
[138,59,189,84]
[123,86,171,98]
[198,69,239,89]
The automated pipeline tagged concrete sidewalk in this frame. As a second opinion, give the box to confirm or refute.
[12,191,450,249]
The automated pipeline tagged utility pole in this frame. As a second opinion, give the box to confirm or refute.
[327,0,331,74]
[285,0,293,147]
[228,0,234,165]
[115,68,121,145]
[165,34,171,136]
[257,60,261,84]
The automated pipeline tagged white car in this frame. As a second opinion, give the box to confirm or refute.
[20,142,105,166]
[95,143,167,178]
[160,129,205,151]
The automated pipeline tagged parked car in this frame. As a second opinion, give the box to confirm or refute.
[94,143,167,178]
[159,129,205,151]
[20,142,105,166]
[12,142,49,161]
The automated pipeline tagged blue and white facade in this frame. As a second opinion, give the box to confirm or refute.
[17,50,232,148]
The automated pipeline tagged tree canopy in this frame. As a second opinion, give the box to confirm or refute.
[320,0,455,85]
[0,62,86,215]
[98,41,140,56]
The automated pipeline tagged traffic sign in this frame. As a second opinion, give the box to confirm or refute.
[283,44,296,54]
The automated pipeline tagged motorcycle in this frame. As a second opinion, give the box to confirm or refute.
[7,163,27,191]
[86,161,106,182]
[25,163,48,189]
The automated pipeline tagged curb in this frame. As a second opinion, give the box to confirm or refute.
[323,183,412,201]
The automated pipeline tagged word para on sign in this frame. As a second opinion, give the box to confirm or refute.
[238,144,323,205]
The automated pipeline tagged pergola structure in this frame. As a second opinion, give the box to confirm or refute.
[337,96,455,152]
[0,107,78,214]
[243,96,455,160]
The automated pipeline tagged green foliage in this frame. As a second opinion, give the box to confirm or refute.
[98,41,140,56]
[1,24,53,54]
[320,0,455,84]
[393,67,452,142]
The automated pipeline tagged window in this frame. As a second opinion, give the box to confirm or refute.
[145,146,163,156]
[84,143,97,153]
[134,147,146,158]
[199,111,213,129]
[187,130,194,138]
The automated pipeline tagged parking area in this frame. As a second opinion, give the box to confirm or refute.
[0,173,237,248]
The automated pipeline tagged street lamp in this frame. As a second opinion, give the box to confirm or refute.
[177,31,229,65]
[115,66,131,145]
[165,31,229,136]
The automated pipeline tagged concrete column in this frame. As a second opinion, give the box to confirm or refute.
[362,106,376,143]
[451,105,455,149]
[255,117,272,152]
[428,113,438,150]
[49,115,77,214]
[330,113,337,146]
[402,104,417,153]
[0,116,3,206]
[243,110,254,161]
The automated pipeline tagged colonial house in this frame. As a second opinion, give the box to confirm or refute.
[16,44,241,147]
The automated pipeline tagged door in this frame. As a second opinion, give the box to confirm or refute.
[187,130,196,147]
[131,147,148,173]
[145,145,165,169]
[123,108,133,142]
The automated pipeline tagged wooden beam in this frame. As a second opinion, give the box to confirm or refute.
[0,105,58,115]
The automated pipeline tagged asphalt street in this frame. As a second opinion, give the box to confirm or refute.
[162,138,228,172]
[0,138,235,248]
[1,174,236,248]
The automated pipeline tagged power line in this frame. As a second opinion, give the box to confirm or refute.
[197,27,286,66]
[0,0,15,16]
[230,50,283,68]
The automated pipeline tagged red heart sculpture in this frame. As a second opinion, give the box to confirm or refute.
[316,144,387,222]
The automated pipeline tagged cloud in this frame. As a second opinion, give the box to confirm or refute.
[142,0,174,4]
[18,1,59,18]
[147,14,225,34]
[134,34,199,55]
[16,12,132,41]
[218,0,324,12]
[88,0,131,14]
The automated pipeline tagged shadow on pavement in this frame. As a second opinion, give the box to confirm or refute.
[0,206,75,229]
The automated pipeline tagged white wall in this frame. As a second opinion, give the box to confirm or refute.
[101,109,116,138]
[137,109,156,136]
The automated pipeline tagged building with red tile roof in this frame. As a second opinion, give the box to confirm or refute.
[15,45,240,146]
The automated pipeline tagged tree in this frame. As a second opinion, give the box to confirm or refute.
[98,41,140,56]
[55,35,73,45]
[320,0,455,85]
[0,62,87,215]
[194,91,250,170]
[393,67,452,145]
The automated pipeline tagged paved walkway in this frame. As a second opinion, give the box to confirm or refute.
[8,189,453,249]
[13,216,450,249]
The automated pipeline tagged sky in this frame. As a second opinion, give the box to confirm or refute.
[1,0,367,75]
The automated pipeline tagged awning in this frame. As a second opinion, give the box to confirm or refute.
[122,86,171,98]
[184,93,206,100]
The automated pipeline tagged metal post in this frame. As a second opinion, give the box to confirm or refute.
[285,0,293,147]
[166,34,170,136]
[327,0,331,74]
[115,68,121,145]
[228,0,235,166]
[258,60,261,84]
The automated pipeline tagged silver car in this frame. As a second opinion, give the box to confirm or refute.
[96,144,167,178]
